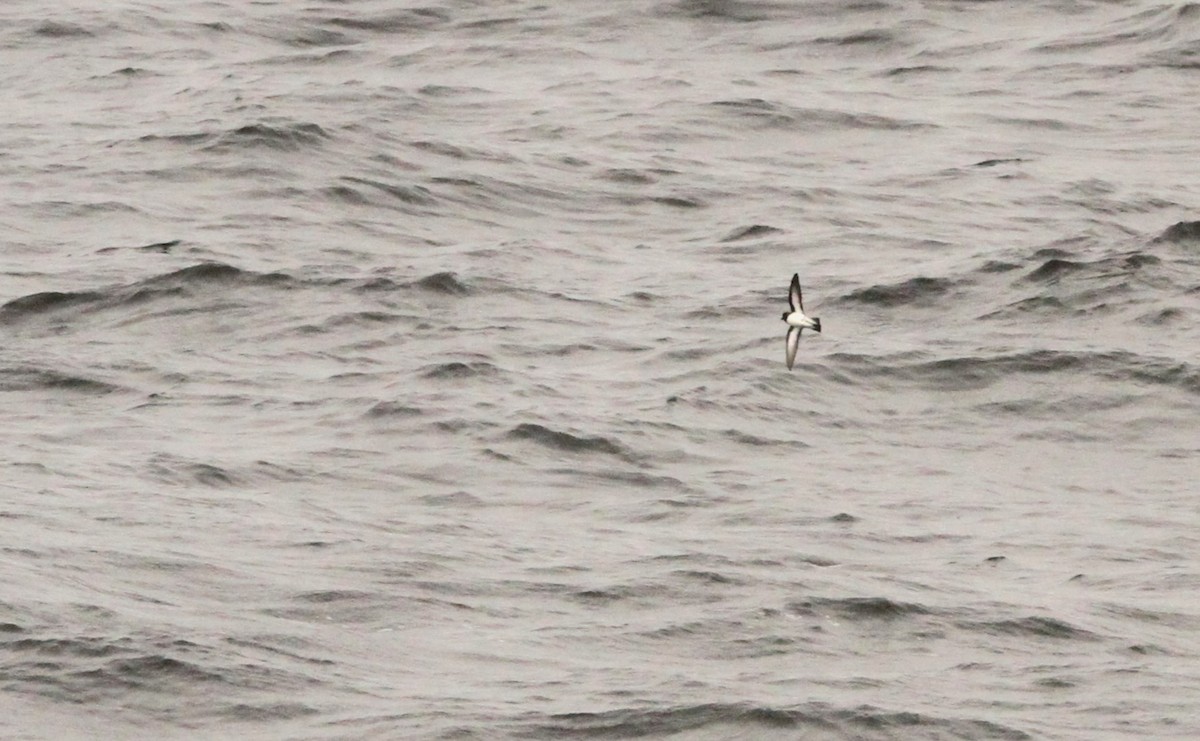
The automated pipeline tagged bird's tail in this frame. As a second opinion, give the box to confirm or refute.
[812,318,821,333]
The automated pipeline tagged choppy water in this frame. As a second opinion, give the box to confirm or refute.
[2,1,1199,738]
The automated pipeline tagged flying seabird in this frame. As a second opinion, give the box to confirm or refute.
[781,273,821,370]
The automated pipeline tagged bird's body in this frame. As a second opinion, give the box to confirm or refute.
[782,311,819,330]
[781,273,821,370]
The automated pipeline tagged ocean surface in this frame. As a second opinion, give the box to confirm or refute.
[2,1,1199,738]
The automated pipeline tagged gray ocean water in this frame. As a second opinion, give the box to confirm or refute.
[3,1,1200,738]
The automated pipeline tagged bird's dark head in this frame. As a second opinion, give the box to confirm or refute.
[781,312,789,321]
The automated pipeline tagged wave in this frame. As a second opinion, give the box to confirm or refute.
[277,27,358,48]
[719,224,783,242]
[972,158,1029,168]
[141,121,331,153]
[94,239,182,255]
[419,361,499,380]
[520,702,1032,740]
[883,63,957,77]
[829,350,1200,395]
[218,703,319,722]
[147,456,243,488]
[788,596,930,620]
[409,138,515,162]
[1138,307,1189,326]
[597,167,662,185]
[1036,3,1200,57]
[4,634,127,658]
[206,122,331,152]
[1019,249,1162,285]
[3,636,227,703]
[662,0,815,23]
[0,262,297,325]
[964,235,1185,321]
[0,264,489,350]
[1153,220,1200,243]
[507,422,631,459]
[92,66,158,80]
[644,194,704,209]
[0,290,105,318]
[366,401,423,418]
[411,271,471,295]
[0,367,120,394]
[30,21,93,38]
[569,469,690,493]
[326,9,450,33]
[1023,257,1088,283]
[710,98,932,131]
[32,200,142,218]
[838,276,954,307]
[957,615,1098,641]
[328,176,436,207]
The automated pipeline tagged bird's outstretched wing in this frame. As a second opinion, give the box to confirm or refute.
[789,273,803,313]
[786,326,802,370]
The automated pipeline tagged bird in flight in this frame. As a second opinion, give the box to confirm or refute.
[781,273,821,370]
